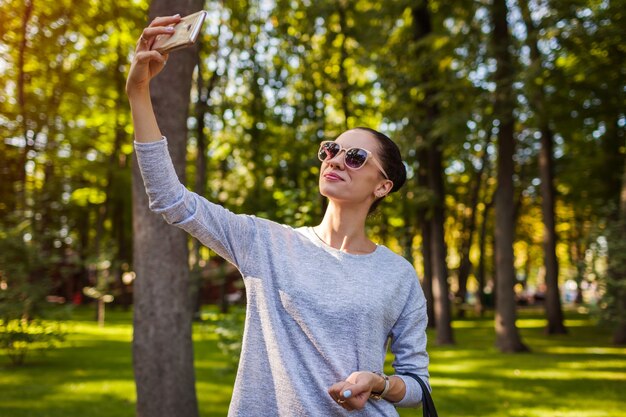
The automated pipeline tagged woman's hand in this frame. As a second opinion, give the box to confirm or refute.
[125,14,182,98]
[327,371,384,411]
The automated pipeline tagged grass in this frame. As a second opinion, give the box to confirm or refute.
[401,311,626,417]
[1,307,625,417]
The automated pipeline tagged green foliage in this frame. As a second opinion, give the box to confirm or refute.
[0,319,65,366]
[0,225,69,365]
[201,306,246,372]
[0,0,624,343]
[0,0,145,317]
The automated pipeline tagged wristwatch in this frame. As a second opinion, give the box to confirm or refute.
[369,371,390,401]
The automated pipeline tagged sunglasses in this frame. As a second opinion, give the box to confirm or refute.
[318,141,389,180]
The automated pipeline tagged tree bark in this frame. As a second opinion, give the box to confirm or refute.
[457,139,490,316]
[518,0,566,335]
[132,2,202,417]
[417,147,435,328]
[539,128,567,333]
[337,1,351,129]
[411,1,454,344]
[491,0,529,353]
[476,193,494,316]
[429,143,455,344]
[611,139,626,345]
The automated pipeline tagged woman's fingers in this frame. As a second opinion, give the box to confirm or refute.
[136,26,173,51]
[136,50,167,66]
[328,379,372,412]
[136,14,182,52]
[328,382,356,411]
[149,14,181,28]
[127,16,178,96]
[127,50,167,94]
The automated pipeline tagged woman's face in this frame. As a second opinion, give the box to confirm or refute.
[318,129,390,207]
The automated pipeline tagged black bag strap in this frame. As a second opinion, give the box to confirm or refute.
[399,373,438,417]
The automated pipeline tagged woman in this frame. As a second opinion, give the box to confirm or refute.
[127,15,430,417]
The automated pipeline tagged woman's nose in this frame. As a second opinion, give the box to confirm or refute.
[327,149,346,168]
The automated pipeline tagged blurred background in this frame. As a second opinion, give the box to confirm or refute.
[0,0,625,416]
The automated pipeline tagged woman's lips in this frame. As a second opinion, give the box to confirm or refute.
[323,172,344,181]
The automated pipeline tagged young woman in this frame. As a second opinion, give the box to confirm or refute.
[127,15,430,417]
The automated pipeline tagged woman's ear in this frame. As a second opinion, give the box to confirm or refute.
[374,179,394,198]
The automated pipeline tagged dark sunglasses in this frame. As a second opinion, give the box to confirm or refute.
[318,141,389,180]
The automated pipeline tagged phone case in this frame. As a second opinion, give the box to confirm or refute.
[152,10,207,54]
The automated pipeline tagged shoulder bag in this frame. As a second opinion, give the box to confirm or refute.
[399,373,438,417]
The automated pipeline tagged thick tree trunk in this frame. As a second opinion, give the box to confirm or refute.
[429,143,455,344]
[412,0,453,343]
[132,2,202,417]
[491,0,528,353]
[539,129,567,333]
[518,0,566,335]
[417,146,435,328]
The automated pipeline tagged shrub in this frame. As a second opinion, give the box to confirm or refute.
[0,319,66,365]
[0,225,68,365]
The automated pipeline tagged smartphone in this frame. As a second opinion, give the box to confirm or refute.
[152,10,207,54]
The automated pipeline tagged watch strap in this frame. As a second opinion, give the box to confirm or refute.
[369,371,390,401]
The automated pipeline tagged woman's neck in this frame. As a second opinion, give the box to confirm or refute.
[314,200,376,254]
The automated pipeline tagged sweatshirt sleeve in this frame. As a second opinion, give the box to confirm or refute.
[134,138,257,271]
[388,278,431,408]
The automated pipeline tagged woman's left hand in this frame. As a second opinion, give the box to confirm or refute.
[327,371,382,411]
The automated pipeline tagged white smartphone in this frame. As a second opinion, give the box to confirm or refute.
[152,10,207,54]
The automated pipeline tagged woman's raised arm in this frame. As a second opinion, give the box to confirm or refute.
[125,15,182,142]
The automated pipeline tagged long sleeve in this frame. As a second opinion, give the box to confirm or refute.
[388,281,430,408]
[134,138,258,271]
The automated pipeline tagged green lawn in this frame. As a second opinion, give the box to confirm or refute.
[1,307,625,417]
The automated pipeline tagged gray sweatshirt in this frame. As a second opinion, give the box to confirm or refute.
[135,138,430,417]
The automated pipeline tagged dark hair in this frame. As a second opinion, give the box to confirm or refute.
[352,127,407,213]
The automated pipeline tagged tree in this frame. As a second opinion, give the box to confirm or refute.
[491,0,528,353]
[131,1,202,417]
[608,163,626,344]
[409,0,456,345]
[518,0,567,335]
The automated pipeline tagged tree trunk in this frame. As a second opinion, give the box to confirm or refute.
[567,215,586,304]
[132,2,202,417]
[611,143,626,345]
[457,139,490,316]
[190,49,208,320]
[337,2,351,129]
[539,128,567,333]
[491,0,529,353]
[476,194,494,316]
[411,1,454,344]
[518,0,566,335]
[429,143,455,344]
[417,146,435,328]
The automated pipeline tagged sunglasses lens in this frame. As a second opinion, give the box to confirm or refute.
[319,142,340,161]
[345,148,368,169]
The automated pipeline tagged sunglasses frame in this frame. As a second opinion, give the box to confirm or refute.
[318,140,390,180]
